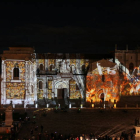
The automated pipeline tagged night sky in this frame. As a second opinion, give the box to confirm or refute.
[0,1,140,54]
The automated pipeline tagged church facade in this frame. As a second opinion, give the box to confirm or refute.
[1,46,140,107]
[1,47,89,107]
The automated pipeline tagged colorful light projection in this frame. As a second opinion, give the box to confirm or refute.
[37,89,44,99]
[121,67,140,95]
[47,80,52,99]
[39,59,45,66]
[86,60,140,103]
[69,79,81,99]
[70,59,76,65]
[86,67,120,103]
[6,61,25,82]
[37,79,44,99]
[80,59,89,69]
[48,59,55,66]
[6,83,25,99]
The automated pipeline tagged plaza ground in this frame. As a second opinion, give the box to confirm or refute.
[0,108,137,139]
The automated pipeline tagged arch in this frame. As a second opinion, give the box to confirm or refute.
[54,81,69,98]
[40,64,44,70]
[50,65,53,71]
[129,63,134,74]
[13,67,19,80]
[102,75,105,82]
[100,93,104,102]
[39,81,43,89]
[55,81,68,89]
[81,65,85,72]
[97,89,106,102]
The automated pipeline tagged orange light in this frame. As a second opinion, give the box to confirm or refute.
[114,104,116,108]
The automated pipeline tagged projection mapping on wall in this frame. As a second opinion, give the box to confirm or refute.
[86,59,140,103]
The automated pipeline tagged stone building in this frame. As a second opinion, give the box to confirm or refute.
[0,47,89,107]
[1,47,37,107]
[1,46,140,107]
[115,45,140,96]
[115,44,140,75]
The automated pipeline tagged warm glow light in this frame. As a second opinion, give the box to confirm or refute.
[92,104,94,108]
[86,67,119,103]
[86,65,140,103]
[114,104,116,108]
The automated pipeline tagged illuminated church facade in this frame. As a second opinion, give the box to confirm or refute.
[1,46,140,107]
[1,47,89,107]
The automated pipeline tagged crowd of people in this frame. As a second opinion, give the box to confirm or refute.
[16,126,135,140]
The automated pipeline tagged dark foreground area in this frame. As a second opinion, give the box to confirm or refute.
[0,108,138,139]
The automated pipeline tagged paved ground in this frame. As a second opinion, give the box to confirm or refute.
[0,108,138,139]
[5,108,136,139]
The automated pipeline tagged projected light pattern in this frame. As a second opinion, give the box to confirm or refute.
[1,60,37,105]
[86,67,120,103]
[6,61,25,82]
[6,83,25,99]
[86,59,140,103]
[122,67,140,95]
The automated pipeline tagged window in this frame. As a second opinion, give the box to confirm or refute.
[40,64,44,70]
[13,68,19,80]
[50,65,53,71]
[102,75,105,82]
[39,81,43,89]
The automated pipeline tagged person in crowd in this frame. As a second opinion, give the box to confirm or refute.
[41,125,43,133]
[30,129,33,135]
[6,128,9,134]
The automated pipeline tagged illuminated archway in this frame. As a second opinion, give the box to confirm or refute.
[100,93,104,102]
[54,81,69,98]
[97,89,106,102]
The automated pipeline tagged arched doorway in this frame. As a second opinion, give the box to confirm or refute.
[97,89,105,102]
[100,93,104,102]
[50,65,52,71]
[55,81,69,99]
[40,64,44,70]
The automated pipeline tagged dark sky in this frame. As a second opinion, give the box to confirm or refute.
[0,1,140,54]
